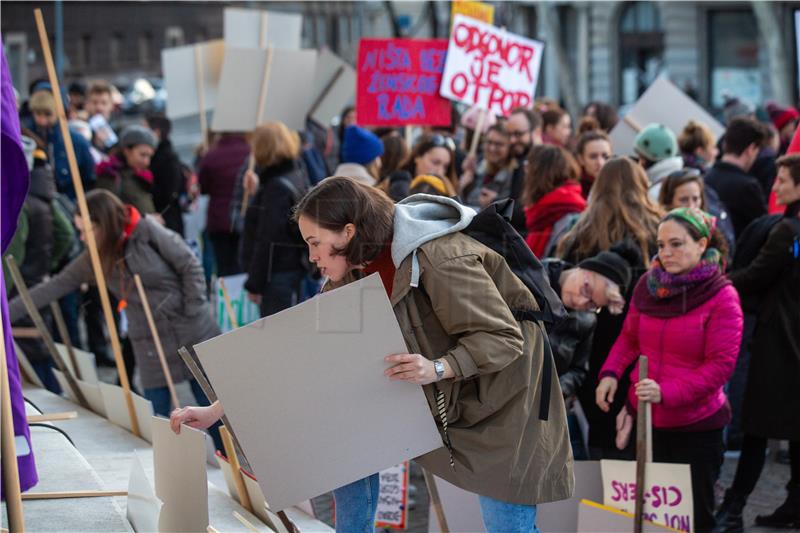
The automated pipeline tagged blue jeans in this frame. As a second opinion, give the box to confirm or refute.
[144,379,224,451]
[479,495,538,533]
[332,473,379,533]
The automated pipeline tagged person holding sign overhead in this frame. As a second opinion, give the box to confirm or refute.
[596,208,743,533]
[172,176,574,532]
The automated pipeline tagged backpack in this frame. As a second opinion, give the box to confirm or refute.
[733,214,800,270]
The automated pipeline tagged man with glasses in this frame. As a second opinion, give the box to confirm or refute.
[505,107,543,235]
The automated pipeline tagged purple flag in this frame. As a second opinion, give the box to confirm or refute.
[1,35,38,497]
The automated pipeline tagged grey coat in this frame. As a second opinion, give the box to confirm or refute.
[9,217,220,389]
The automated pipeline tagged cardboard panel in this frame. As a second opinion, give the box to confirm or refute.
[375,462,410,529]
[310,48,356,127]
[98,381,154,443]
[52,369,106,417]
[223,8,302,50]
[162,40,225,120]
[126,452,163,533]
[194,273,442,511]
[577,499,676,532]
[610,77,725,156]
[55,342,99,384]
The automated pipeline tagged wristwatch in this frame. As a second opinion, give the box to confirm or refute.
[433,359,445,381]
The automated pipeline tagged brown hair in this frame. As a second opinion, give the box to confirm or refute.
[252,121,301,169]
[85,189,128,274]
[658,170,706,210]
[522,145,580,205]
[542,107,568,130]
[662,213,730,263]
[575,130,611,157]
[292,177,395,266]
[87,80,112,96]
[557,157,663,266]
[678,120,716,154]
[577,116,601,135]
[379,134,409,181]
[509,106,543,131]
[400,134,457,191]
[777,154,800,185]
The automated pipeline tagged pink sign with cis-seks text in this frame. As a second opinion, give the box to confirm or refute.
[440,14,544,117]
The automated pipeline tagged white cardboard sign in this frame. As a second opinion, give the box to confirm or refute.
[610,77,725,156]
[211,47,318,132]
[52,369,106,417]
[601,459,694,533]
[127,452,163,533]
[310,48,356,127]
[440,14,544,116]
[162,40,225,120]
[98,381,154,443]
[214,274,261,332]
[194,273,442,511]
[55,342,99,385]
[223,8,302,50]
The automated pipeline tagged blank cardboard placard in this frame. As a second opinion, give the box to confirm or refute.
[577,499,675,532]
[99,381,154,443]
[427,475,483,533]
[127,451,163,533]
[310,48,356,127]
[52,369,106,417]
[215,453,239,502]
[194,273,442,511]
[240,471,289,533]
[223,7,302,49]
[601,459,694,533]
[610,77,725,156]
[211,47,318,132]
[55,342,99,384]
[152,417,209,532]
[162,40,225,120]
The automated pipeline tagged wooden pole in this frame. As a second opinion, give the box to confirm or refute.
[0,314,25,532]
[20,490,127,500]
[49,301,80,381]
[405,125,414,150]
[218,278,239,329]
[33,8,140,437]
[26,411,78,423]
[468,109,487,157]
[194,45,209,152]
[623,114,643,133]
[240,46,274,217]
[233,510,260,533]
[5,256,89,409]
[11,328,40,339]
[423,469,450,533]
[133,274,180,411]
[221,425,253,513]
[633,355,649,533]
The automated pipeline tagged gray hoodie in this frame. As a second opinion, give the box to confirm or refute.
[392,194,476,288]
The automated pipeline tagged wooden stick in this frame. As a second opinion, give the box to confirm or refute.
[623,114,642,133]
[0,311,25,532]
[194,44,208,152]
[133,274,180,411]
[423,469,450,533]
[5,256,89,409]
[218,277,239,328]
[259,11,269,49]
[222,425,253,513]
[468,108,487,157]
[49,301,80,381]
[207,527,219,533]
[405,125,414,150]
[634,355,649,533]
[27,411,78,423]
[234,510,261,533]
[33,8,140,437]
[11,327,40,339]
[20,489,127,500]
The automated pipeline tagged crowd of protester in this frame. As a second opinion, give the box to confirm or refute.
[6,75,800,532]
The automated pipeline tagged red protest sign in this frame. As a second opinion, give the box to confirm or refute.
[357,38,452,127]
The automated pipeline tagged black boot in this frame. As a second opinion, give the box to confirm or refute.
[712,489,746,533]
[755,481,800,528]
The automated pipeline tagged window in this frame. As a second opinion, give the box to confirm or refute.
[618,1,664,106]
[138,33,151,66]
[165,26,185,48]
[110,32,123,68]
[707,10,760,109]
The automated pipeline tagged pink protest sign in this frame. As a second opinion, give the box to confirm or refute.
[440,14,544,117]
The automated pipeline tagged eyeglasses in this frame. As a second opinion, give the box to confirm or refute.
[429,134,456,153]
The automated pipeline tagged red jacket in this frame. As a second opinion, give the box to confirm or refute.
[600,284,743,429]
[524,182,586,257]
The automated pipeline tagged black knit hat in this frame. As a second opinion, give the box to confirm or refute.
[577,241,640,292]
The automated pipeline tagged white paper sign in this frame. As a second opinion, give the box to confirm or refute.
[223,8,302,50]
[127,452,163,533]
[440,14,544,116]
[375,462,409,529]
[162,40,225,120]
[194,273,442,511]
[601,459,694,533]
[214,274,261,332]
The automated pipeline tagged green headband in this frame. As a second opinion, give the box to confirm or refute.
[667,207,715,239]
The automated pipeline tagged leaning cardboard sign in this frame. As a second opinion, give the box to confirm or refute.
[610,77,725,156]
[440,14,545,117]
[357,38,451,127]
[309,48,356,127]
[194,273,442,511]
[223,7,302,50]
[162,40,225,120]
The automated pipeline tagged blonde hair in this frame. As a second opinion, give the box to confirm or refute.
[29,91,55,115]
[557,157,663,266]
[678,120,716,154]
[252,121,301,169]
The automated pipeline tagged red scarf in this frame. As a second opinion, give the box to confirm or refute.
[96,155,153,186]
[363,244,396,297]
[123,205,141,242]
[579,169,594,199]
[525,183,586,258]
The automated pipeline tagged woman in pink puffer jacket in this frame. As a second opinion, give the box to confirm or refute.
[596,208,743,533]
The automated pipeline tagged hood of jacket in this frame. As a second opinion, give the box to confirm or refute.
[646,156,684,186]
[392,194,476,275]
[333,162,376,186]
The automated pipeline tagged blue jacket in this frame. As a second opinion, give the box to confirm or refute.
[22,117,95,200]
